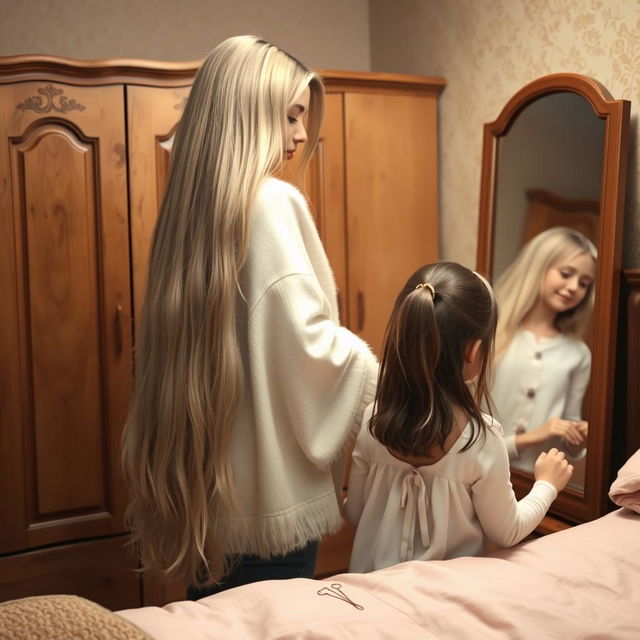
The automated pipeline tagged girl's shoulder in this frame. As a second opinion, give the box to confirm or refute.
[480,412,503,436]
[354,404,376,447]
[354,404,408,464]
[470,414,509,470]
[465,413,503,453]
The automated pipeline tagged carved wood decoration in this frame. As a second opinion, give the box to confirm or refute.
[477,73,630,524]
[16,84,85,113]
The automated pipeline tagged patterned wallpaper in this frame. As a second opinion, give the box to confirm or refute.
[370,0,640,268]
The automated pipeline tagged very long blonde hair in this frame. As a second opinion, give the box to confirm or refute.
[122,35,324,586]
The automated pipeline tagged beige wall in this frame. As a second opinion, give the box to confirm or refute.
[0,0,371,70]
[370,0,640,269]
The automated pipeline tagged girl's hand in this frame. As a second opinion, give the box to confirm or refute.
[534,448,573,492]
[535,417,586,447]
[576,420,588,437]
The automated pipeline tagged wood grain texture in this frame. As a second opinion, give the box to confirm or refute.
[127,84,191,334]
[345,91,440,355]
[0,82,132,552]
[0,535,141,610]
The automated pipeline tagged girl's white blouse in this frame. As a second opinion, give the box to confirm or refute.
[345,406,557,573]
[492,330,591,473]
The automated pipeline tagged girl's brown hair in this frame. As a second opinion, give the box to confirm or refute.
[369,262,497,456]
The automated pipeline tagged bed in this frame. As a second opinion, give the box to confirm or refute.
[2,453,639,639]
[117,451,640,639]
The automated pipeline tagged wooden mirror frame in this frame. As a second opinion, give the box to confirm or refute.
[476,73,630,524]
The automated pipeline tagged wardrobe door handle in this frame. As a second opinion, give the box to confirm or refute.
[357,289,365,333]
[115,304,123,354]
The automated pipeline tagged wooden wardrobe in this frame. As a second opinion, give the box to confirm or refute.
[0,57,444,609]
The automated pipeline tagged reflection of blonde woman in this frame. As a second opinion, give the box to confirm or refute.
[492,227,596,474]
[122,36,377,597]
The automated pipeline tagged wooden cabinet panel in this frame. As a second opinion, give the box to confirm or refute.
[314,514,356,578]
[0,535,141,610]
[127,85,191,330]
[18,126,104,516]
[345,91,440,355]
[0,82,132,552]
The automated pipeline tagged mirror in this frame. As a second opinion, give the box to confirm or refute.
[477,74,630,524]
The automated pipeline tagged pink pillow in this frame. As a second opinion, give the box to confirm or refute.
[609,449,640,513]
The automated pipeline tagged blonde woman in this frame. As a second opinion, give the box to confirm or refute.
[492,226,596,475]
[122,36,377,597]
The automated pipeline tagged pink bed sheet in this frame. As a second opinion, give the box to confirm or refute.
[118,508,640,639]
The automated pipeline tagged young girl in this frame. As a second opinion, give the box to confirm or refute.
[492,227,596,474]
[122,36,377,594]
[345,262,572,573]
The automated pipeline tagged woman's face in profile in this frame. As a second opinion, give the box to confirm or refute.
[285,85,310,161]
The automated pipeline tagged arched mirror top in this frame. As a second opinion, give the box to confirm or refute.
[486,73,621,136]
[478,73,629,275]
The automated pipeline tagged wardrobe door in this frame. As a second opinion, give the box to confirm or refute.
[127,84,192,331]
[0,82,132,552]
[344,91,440,355]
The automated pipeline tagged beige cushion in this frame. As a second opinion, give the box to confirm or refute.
[0,594,150,640]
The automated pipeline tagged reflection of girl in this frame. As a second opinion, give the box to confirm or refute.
[122,36,378,595]
[492,227,596,474]
[345,262,572,573]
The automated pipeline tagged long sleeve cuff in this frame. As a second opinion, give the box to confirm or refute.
[531,479,558,502]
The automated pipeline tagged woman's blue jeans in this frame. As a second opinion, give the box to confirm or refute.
[187,540,319,600]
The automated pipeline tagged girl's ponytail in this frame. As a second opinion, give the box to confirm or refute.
[370,262,496,457]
